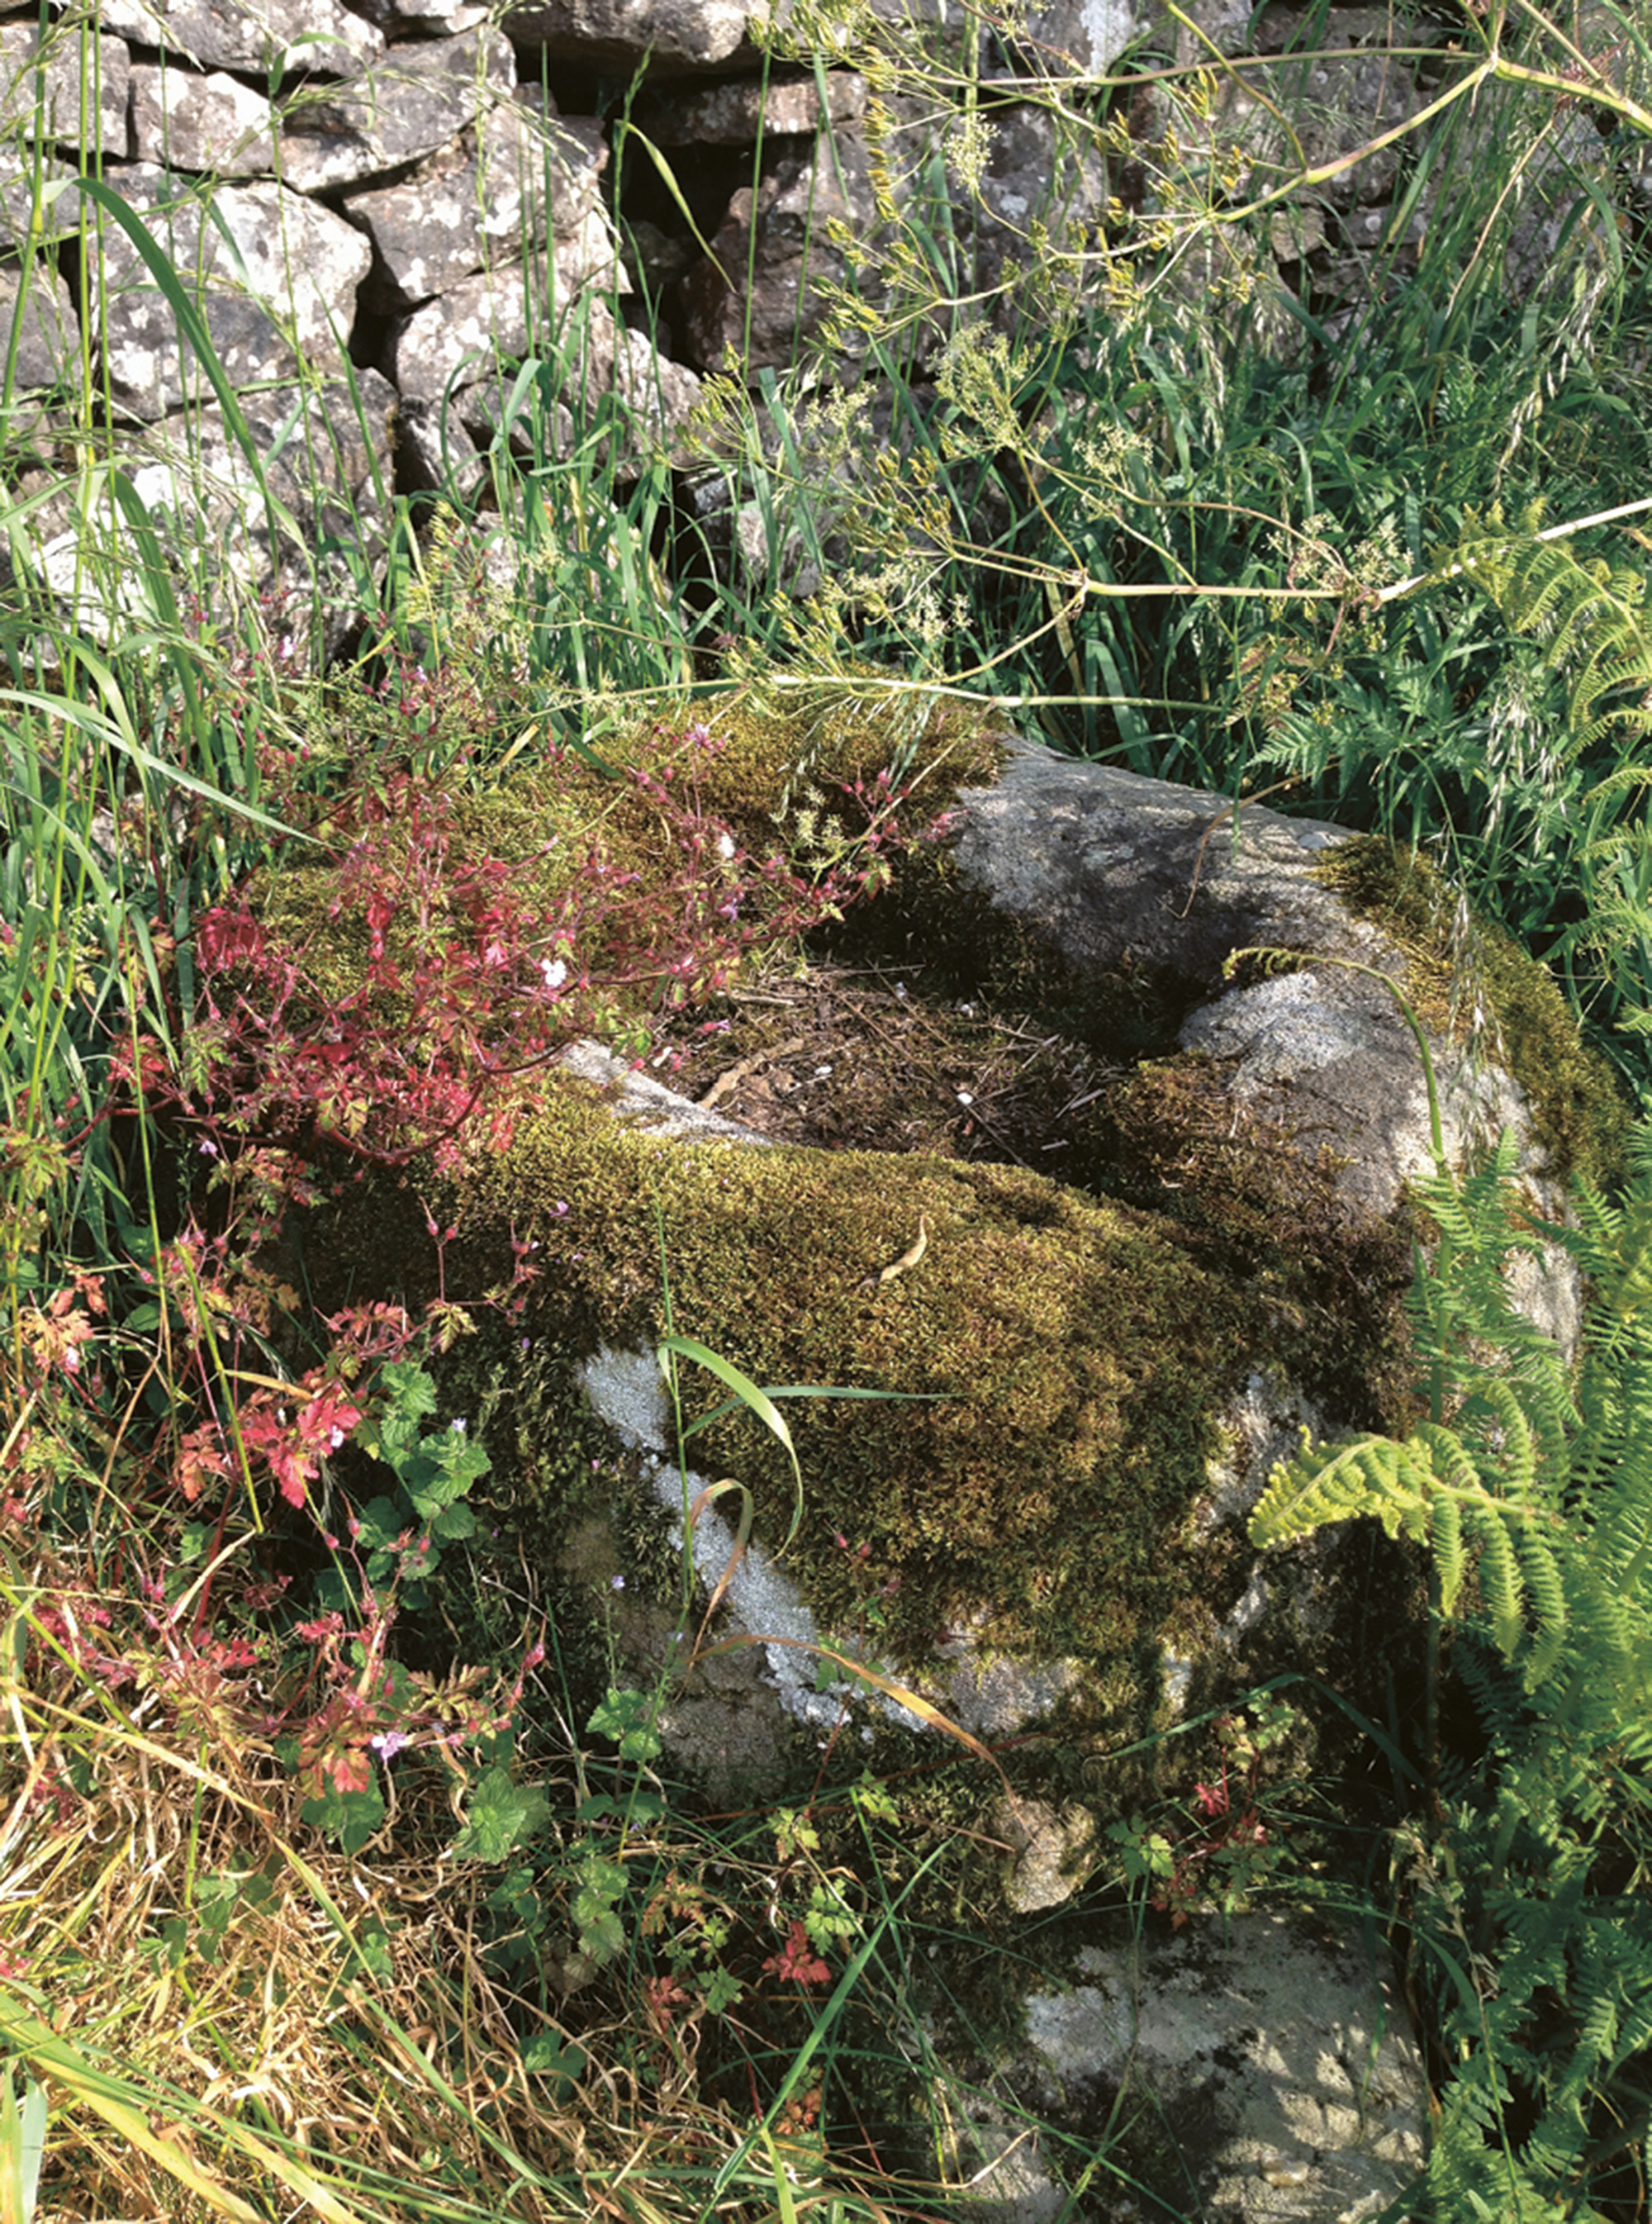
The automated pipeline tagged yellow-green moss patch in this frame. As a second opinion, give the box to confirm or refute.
[1316,838,1628,1190]
[401,1076,1289,1680]
[249,687,1004,1043]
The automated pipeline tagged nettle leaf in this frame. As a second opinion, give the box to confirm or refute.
[301,1781,384,1856]
[452,1765,551,1863]
[354,1495,406,1551]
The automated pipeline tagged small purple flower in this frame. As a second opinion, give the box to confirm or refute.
[610,1575,626,1592]
[371,1728,410,1763]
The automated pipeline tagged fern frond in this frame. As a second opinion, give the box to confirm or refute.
[1593,1190,1652,1319]
[1467,1377,1539,1498]
[1515,1531,1568,1691]
[1477,1516,1526,1660]
[1561,1178,1621,1276]
[1432,1488,1467,1618]
[1411,1419,1482,1495]
[1247,1433,1433,1548]
[1440,503,1652,756]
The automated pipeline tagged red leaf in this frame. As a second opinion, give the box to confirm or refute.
[762,1920,832,1987]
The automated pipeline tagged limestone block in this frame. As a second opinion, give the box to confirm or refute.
[97,0,382,77]
[501,0,750,75]
[88,168,371,421]
[344,105,610,307]
[993,1797,1099,1914]
[275,26,516,194]
[130,66,278,177]
[995,0,1151,77]
[351,0,493,30]
[0,25,128,157]
[0,155,79,253]
[639,70,867,147]
[14,371,395,660]
[458,296,703,464]
[0,264,80,447]
[392,263,535,406]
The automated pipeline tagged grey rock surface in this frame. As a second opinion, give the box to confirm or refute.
[0,154,78,248]
[952,743,1565,1247]
[344,104,609,307]
[952,1913,1425,2221]
[11,372,395,658]
[275,26,516,193]
[1002,0,1152,74]
[91,168,371,420]
[992,1796,1099,1915]
[0,264,79,439]
[0,24,130,155]
[129,67,278,177]
[544,740,1586,1815]
[641,69,867,145]
[501,0,752,74]
[97,0,382,76]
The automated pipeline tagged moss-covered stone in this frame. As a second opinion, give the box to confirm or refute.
[472,1087,1256,1661]
[286,1032,1422,1791]
[271,714,1631,1815]
[1315,837,1629,1191]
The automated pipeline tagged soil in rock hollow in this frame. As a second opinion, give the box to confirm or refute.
[643,942,1418,1433]
[647,956,1126,1175]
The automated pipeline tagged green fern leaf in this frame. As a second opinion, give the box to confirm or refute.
[1248,1434,1432,1548]
[1478,1516,1526,1661]
[1432,1488,1467,1618]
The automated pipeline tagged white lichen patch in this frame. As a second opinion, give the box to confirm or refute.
[579,1342,900,1732]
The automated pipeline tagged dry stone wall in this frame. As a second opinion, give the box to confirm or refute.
[0,0,1641,635]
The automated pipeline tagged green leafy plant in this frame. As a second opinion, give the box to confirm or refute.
[1251,1021,1652,2213]
[350,1359,491,1608]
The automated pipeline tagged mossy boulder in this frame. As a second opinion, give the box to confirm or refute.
[263,704,1621,1833]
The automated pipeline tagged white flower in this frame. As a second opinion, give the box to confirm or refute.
[540,957,568,992]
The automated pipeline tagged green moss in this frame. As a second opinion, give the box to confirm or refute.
[1316,838,1629,1191]
[1089,1052,1418,1431]
[296,1056,1415,1759]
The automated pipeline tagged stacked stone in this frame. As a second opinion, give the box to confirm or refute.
[0,0,1634,639]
